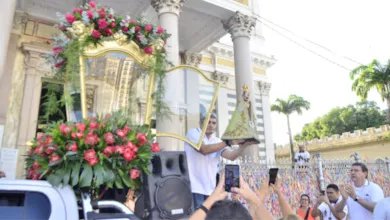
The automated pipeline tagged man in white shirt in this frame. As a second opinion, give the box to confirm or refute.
[312,184,348,220]
[335,162,384,219]
[294,144,310,167]
[374,197,390,220]
[184,113,252,209]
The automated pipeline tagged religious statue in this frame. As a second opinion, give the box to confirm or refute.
[221,84,260,144]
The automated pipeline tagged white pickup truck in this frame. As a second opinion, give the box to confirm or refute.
[0,179,140,220]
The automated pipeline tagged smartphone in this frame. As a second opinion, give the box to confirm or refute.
[269,168,279,185]
[225,165,240,192]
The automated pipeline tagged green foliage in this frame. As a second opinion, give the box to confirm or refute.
[294,101,387,141]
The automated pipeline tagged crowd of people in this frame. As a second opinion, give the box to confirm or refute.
[184,113,389,219]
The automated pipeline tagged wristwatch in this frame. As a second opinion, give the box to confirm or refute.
[354,196,359,202]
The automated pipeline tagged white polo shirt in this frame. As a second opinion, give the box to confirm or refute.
[184,128,227,196]
[374,197,390,220]
[346,180,384,220]
[318,196,348,220]
[294,151,310,166]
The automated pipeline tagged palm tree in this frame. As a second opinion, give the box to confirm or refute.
[350,59,390,121]
[271,95,310,163]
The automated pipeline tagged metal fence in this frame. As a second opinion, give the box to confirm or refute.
[219,153,390,218]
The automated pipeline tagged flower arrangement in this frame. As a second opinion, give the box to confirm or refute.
[25,113,161,194]
[42,1,171,122]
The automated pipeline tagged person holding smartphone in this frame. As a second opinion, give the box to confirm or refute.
[184,113,255,210]
[312,184,348,220]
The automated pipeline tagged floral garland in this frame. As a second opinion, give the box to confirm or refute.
[43,1,171,121]
[25,113,161,196]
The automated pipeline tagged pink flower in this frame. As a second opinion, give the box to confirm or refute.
[157,27,164,34]
[105,28,113,36]
[46,136,53,144]
[92,30,101,38]
[123,126,131,132]
[130,169,140,180]
[76,132,84,139]
[145,25,152,32]
[126,141,137,152]
[76,123,86,132]
[103,146,115,157]
[89,121,99,130]
[130,20,136,24]
[121,26,129,32]
[116,129,127,138]
[52,47,63,55]
[115,145,125,154]
[104,132,115,145]
[111,22,116,28]
[98,8,106,18]
[84,132,100,145]
[32,161,40,169]
[50,154,61,164]
[46,146,56,155]
[89,1,96,8]
[136,34,141,41]
[65,14,76,24]
[135,26,140,32]
[59,124,71,135]
[123,148,136,161]
[136,133,147,146]
[144,46,153,54]
[87,10,93,19]
[98,19,107,29]
[84,149,99,166]
[151,143,161,152]
[71,132,77,140]
[73,8,83,15]
[34,146,44,155]
[69,143,78,152]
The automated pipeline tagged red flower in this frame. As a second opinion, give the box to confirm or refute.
[32,173,40,180]
[116,129,127,138]
[65,14,76,24]
[144,46,153,54]
[123,126,131,132]
[84,132,100,145]
[89,121,99,130]
[136,133,147,146]
[76,132,84,139]
[73,8,83,15]
[71,132,77,140]
[123,148,136,161]
[76,123,86,132]
[130,169,140,180]
[136,34,141,41]
[111,22,116,28]
[92,30,101,38]
[69,143,78,152]
[103,146,114,157]
[34,146,44,155]
[151,143,161,152]
[84,149,98,166]
[157,27,164,34]
[50,154,61,164]
[52,47,63,55]
[87,10,93,19]
[45,136,53,144]
[115,145,125,154]
[104,132,115,145]
[32,161,40,169]
[46,146,56,155]
[59,124,71,135]
[89,1,96,8]
[121,26,129,32]
[126,141,137,151]
[105,28,113,36]
[98,19,107,29]
[145,25,152,32]
[55,61,65,68]
[135,26,140,32]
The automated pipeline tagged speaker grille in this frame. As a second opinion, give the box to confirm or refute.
[155,177,192,219]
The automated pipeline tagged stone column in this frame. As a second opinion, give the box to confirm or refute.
[258,81,275,162]
[211,71,230,136]
[0,0,17,83]
[152,0,185,151]
[223,12,257,159]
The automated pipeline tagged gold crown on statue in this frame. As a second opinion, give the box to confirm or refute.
[242,84,249,92]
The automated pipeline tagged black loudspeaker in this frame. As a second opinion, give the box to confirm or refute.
[134,152,194,219]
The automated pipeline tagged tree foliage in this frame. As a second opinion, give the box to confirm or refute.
[294,101,386,141]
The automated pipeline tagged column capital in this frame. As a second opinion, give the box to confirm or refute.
[182,51,202,67]
[12,12,28,36]
[258,81,271,96]
[211,71,229,86]
[223,11,256,39]
[151,0,186,16]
